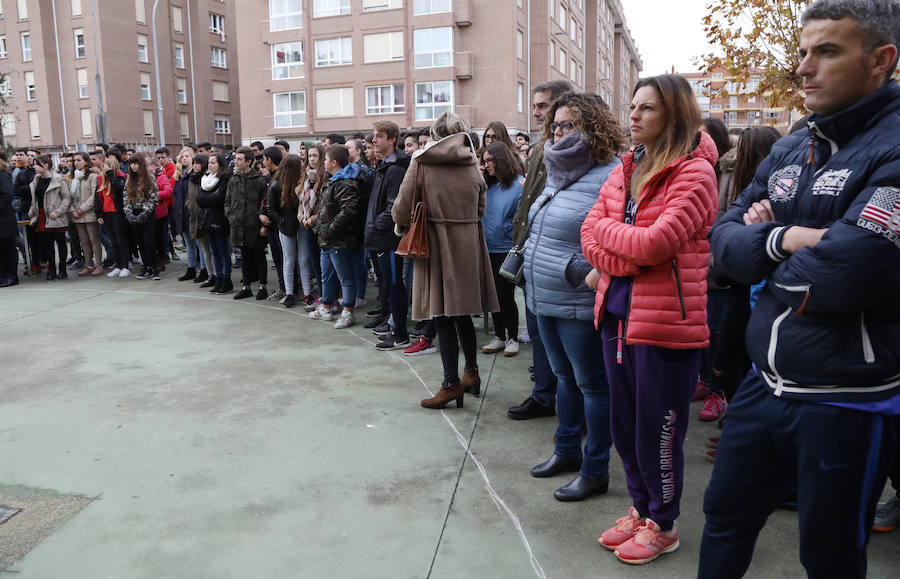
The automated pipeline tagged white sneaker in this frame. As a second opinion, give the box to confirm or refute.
[518,328,531,344]
[334,310,355,329]
[118,268,131,278]
[355,297,367,308]
[482,337,506,354]
[309,305,334,321]
[107,268,121,278]
[503,338,520,357]
[279,294,288,305]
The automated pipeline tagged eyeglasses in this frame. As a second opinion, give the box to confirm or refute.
[484,133,497,141]
[550,121,576,135]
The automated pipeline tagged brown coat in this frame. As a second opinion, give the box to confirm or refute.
[393,133,499,320]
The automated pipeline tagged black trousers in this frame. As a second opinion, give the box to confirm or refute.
[433,315,478,386]
[68,221,83,260]
[103,212,131,269]
[0,237,17,281]
[488,252,519,341]
[266,227,284,291]
[240,245,267,286]
[39,231,68,274]
[130,217,157,271]
[154,214,170,261]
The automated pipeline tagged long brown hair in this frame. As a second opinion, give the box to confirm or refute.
[126,151,154,202]
[630,75,702,200]
[277,154,304,210]
[729,126,781,204]
[483,142,520,189]
[305,142,327,196]
[540,91,627,163]
[74,152,98,176]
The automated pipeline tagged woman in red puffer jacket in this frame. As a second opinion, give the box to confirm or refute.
[580,74,718,566]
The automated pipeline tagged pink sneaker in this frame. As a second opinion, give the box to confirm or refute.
[614,519,679,564]
[403,337,438,356]
[599,507,646,550]
[699,392,727,421]
[692,380,710,401]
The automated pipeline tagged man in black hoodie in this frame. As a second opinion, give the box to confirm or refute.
[365,121,411,350]
[13,149,38,273]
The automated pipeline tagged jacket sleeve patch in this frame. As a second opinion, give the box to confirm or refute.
[856,186,900,247]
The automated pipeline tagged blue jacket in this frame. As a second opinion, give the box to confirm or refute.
[482,177,522,253]
[710,81,900,403]
[524,160,619,321]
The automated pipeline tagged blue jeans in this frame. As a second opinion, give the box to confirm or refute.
[537,315,611,480]
[321,248,362,307]
[377,251,408,341]
[280,230,316,297]
[207,230,231,279]
[354,251,368,301]
[525,295,557,408]
[182,232,205,270]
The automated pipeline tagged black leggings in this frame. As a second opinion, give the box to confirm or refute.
[0,237,17,280]
[433,315,478,386]
[155,214,170,262]
[39,231,68,274]
[240,245,267,286]
[488,252,519,341]
[104,212,132,269]
[131,217,157,272]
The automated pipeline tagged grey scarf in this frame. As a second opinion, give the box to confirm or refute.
[543,131,598,189]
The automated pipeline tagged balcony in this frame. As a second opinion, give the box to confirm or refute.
[455,0,473,27]
[455,51,473,80]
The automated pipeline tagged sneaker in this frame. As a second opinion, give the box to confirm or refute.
[255,287,268,300]
[279,294,289,305]
[614,519,679,565]
[151,270,161,281]
[333,310,355,329]
[363,315,385,329]
[355,297,367,308]
[599,507,647,550]
[403,337,438,356]
[118,268,131,278]
[376,335,410,351]
[706,437,720,448]
[135,268,151,280]
[692,380,711,401]
[234,287,253,300]
[304,297,322,312]
[371,322,393,336]
[302,294,316,307]
[503,339,520,357]
[365,306,383,318]
[283,294,297,308]
[309,305,334,321]
[874,496,900,533]
[705,450,717,463]
[699,392,727,421]
[267,288,285,301]
[518,328,531,343]
[107,268,121,278]
[482,337,506,354]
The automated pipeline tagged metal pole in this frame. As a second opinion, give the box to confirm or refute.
[151,0,166,145]
[186,0,199,141]
[91,0,106,142]
[50,0,70,148]
[526,0,531,135]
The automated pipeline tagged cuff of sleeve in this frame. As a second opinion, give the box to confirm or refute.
[766,226,791,262]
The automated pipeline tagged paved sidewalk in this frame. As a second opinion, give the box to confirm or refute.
[0,270,898,578]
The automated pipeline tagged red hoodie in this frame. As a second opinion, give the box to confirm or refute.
[154,170,173,218]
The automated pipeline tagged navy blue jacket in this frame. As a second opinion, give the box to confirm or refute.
[364,148,410,252]
[710,81,900,403]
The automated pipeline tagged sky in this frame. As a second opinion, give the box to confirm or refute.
[621,0,713,76]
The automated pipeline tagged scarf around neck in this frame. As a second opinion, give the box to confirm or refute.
[201,173,219,191]
[543,131,598,189]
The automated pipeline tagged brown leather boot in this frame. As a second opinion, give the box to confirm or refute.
[421,382,464,409]
[461,368,481,396]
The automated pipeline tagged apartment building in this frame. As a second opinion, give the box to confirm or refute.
[235,0,641,145]
[0,0,242,152]
[683,69,795,135]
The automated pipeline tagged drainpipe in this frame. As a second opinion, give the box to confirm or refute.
[151,0,165,145]
[50,0,69,148]
[90,0,106,142]
[526,0,531,135]
[186,0,198,140]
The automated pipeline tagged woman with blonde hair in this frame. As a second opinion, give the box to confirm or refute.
[581,74,718,564]
[172,147,206,281]
[69,152,103,276]
[393,111,498,409]
[96,156,130,277]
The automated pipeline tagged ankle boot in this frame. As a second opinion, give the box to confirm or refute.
[219,278,233,294]
[178,267,196,281]
[210,277,223,293]
[193,269,209,283]
[199,274,216,288]
[461,368,481,396]
[421,382,464,409]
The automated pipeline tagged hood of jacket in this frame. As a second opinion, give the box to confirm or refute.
[718,147,737,174]
[375,147,411,174]
[413,133,478,167]
[329,162,360,182]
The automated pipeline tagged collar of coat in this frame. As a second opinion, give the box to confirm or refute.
[807,81,900,148]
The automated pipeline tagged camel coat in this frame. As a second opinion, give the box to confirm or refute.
[392,132,499,320]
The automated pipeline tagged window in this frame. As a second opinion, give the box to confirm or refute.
[570,18,576,41]
[274,91,307,127]
[549,39,555,67]
[140,72,151,100]
[172,6,183,33]
[214,115,230,134]
[517,82,524,113]
[179,113,190,138]
[517,30,523,60]
[80,108,92,137]
[74,28,86,58]
[211,46,227,68]
[559,48,566,75]
[29,110,39,139]
[414,80,452,121]
[729,96,738,108]
[363,0,402,11]
[314,37,351,66]
[316,87,354,117]
[0,76,10,98]
[209,13,225,36]
[559,4,567,26]
[570,58,577,82]
[137,34,148,62]
[2,113,16,137]
[176,77,187,104]
[363,31,403,63]
[24,71,35,101]
[711,104,722,110]
[365,84,404,115]
[20,33,30,61]
[143,110,154,136]
[212,81,229,102]
[272,42,303,79]
[414,27,452,68]
[72,0,82,17]
[712,72,724,79]
[577,25,583,48]
[269,0,302,31]
[314,0,350,17]
[135,0,145,23]
[413,0,451,14]
[17,0,26,20]
[0,36,6,59]
[77,68,89,98]
[174,43,184,68]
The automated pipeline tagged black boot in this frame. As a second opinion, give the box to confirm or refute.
[178,267,196,281]
[210,277,223,293]
[218,277,233,294]
[199,274,216,288]
[193,269,209,283]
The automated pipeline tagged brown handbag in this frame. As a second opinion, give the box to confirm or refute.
[396,164,428,258]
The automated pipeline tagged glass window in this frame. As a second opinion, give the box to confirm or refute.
[143,110,154,136]
[414,27,452,68]
[413,0,451,14]
[365,84,404,115]
[363,0,402,11]
[75,29,86,58]
[272,42,304,79]
[316,87,354,117]
[314,37,351,67]
[21,33,30,61]
[80,108,92,137]
[29,110,40,139]
[72,0,83,17]
[135,0,145,23]
[0,77,10,98]
[270,0,302,31]
[211,46,227,68]
[137,34,148,62]
[24,71,35,100]
[180,113,190,137]
[0,36,7,59]
[314,0,350,17]
[172,6,183,33]
[212,81,229,102]
[77,68,89,98]
[2,113,16,137]
[209,13,225,36]
[414,81,452,121]
[517,82,523,113]
[140,72,151,100]
[177,78,187,104]
[17,0,27,20]
[214,116,230,134]
[363,32,403,63]
[174,43,184,68]
[517,30,523,60]
[274,91,307,127]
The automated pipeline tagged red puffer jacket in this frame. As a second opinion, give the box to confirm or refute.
[581,131,718,349]
[154,170,173,219]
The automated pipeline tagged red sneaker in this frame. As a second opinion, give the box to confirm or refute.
[692,380,710,401]
[403,337,437,356]
[699,392,727,421]
[599,507,646,550]
[614,519,679,565]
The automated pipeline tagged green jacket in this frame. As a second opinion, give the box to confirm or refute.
[512,147,547,246]
[317,167,365,250]
[225,168,267,248]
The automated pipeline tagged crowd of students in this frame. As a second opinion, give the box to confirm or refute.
[1,1,899,574]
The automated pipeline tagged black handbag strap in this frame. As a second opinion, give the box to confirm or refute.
[514,188,561,250]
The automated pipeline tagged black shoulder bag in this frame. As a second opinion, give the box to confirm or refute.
[498,188,561,286]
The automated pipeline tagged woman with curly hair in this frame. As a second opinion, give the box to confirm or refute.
[527,92,625,505]
[123,152,160,280]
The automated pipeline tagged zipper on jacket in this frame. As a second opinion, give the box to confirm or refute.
[768,306,794,396]
[773,281,812,316]
[860,312,876,364]
[670,259,687,320]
